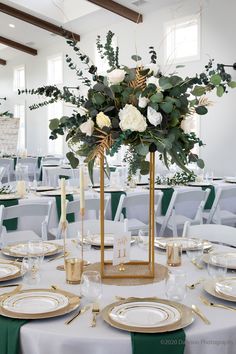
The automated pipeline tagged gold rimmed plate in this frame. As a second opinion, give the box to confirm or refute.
[0,288,80,319]
[203,278,236,302]
[0,260,24,282]
[102,297,194,333]
[83,234,135,247]
[0,194,20,200]
[2,242,63,258]
[155,237,212,252]
[202,252,236,270]
[35,186,57,192]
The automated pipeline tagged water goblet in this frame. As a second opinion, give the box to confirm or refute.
[165,270,187,302]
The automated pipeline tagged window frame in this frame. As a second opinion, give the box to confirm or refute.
[13,65,25,92]
[47,53,63,85]
[164,14,201,64]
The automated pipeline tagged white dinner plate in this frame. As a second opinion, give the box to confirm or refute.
[155,237,212,251]
[109,301,181,328]
[188,182,212,187]
[2,242,62,258]
[225,178,236,184]
[215,278,236,298]
[84,234,135,247]
[202,252,236,269]
[2,291,69,314]
[0,194,19,200]
[0,263,19,278]
[154,184,173,189]
[36,186,56,192]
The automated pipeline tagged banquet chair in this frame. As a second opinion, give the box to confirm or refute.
[114,191,163,235]
[0,158,14,182]
[156,189,210,237]
[0,167,5,182]
[203,187,236,225]
[17,157,38,180]
[0,201,53,244]
[182,221,236,247]
[49,196,110,239]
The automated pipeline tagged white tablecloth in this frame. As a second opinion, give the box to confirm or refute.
[1,243,235,354]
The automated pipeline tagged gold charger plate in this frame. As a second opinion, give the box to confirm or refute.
[102,297,194,333]
[2,241,63,258]
[202,252,236,270]
[0,288,80,319]
[0,194,20,200]
[0,260,24,282]
[36,186,57,192]
[155,237,212,252]
[203,278,236,302]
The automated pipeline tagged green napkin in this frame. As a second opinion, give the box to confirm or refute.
[37,156,42,169]
[202,185,215,210]
[155,188,174,215]
[131,329,185,354]
[58,175,71,180]
[0,199,19,231]
[107,191,126,220]
[110,167,116,172]
[0,316,28,354]
[13,158,17,170]
[55,194,75,223]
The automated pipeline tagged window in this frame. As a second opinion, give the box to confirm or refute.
[47,54,63,84]
[165,15,200,63]
[48,102,63,155]
[95,36,117,74]
[14,104,26,150]
[13,66,25,91]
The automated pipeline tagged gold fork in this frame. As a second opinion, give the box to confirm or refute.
[65,305,90,325]
[91,303,100,327]
[200,296,236,312]
[191,259,204,270]
[191,304,211,325]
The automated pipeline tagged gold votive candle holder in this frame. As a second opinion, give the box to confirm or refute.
[166,242,182,267]
[65,258,83,284]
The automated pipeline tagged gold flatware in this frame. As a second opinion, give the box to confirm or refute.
[191,304,211,325]
[0,284,22,298]
[91,303,100,327]
[0,283,19,288]
[187,278,204,290]
[191,259,204,270]
[200,296,236,312]
[115,296,159,301]
[65,305,90,325]
[47,252,69,262]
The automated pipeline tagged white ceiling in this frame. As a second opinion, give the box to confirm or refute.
[0,0,181,60]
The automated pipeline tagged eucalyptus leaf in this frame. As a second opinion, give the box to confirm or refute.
[210,74,221,86]
[195,106,208,115]
[66,152,79,169]
[49,118,60,131]
[216,85,224,97]
[196,158,205,169]
[131,55,142,62]
[228,81,236,88]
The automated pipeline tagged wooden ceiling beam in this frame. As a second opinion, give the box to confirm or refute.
[0,58,6,65]
[87,0,143,23]
[0,36,37,55]
[0,2,80,42]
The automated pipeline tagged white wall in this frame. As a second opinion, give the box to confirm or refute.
[0,0,235,174]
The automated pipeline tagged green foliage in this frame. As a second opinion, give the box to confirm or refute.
[156,171,196,186]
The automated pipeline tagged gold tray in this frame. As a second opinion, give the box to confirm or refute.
[0,288,80,319]
[102,297,194,333]
[203,278,236,302]
[2,242,63,258]
[0,260,23,282]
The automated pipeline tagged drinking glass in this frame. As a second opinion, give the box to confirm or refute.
[28,240,45,265]
[80,271,102,302]
[165,270,187,302]
[207,254,227,280]
[186,239,204,265]
[21,256,41,285]
[138,229,149,249]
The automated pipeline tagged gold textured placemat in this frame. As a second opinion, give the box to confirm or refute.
[85,262,168,286]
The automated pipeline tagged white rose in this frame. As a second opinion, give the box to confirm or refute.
[107,68,126,85]
[119,104,147,132]
[80,118,94,136]
[138,95,149,108]
[96,112,111,129]
[146,76,162,91]
[147,106,162,126]
[180,117,195,133]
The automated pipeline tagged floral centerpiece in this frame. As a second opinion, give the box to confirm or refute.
[20,31,236,181]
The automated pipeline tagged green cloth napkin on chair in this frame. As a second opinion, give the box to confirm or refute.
[0,199,19,231]
[155,188,174,215]
[107,191,126,220]
[37,156,42,169]
[0,316,28,354]
[55,194,75,223]
[131,329,185,354]
[58,175,71,180]
[202,185,215,210]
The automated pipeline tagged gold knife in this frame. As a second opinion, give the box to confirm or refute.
[65,305,90,325]
[191,304,211,325]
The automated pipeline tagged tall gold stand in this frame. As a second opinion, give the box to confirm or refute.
[100,151,156,279]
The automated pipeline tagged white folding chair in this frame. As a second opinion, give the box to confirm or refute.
[114,191,163,235]
[203,187,236,225]
[182,221,236,247]
[156,189,210,237]
[0,158,14,182]
[17,157,38,180]
[1,201,52,244]
[0,167,5,182]
[50,196,110,239]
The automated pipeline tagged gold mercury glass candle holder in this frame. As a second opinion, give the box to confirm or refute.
[166,241,182,267]
[65,257,83,284]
